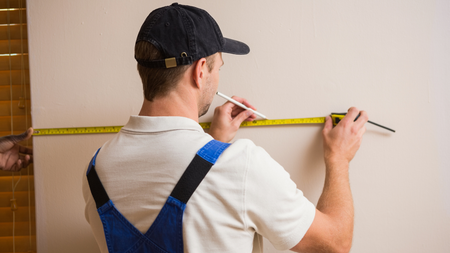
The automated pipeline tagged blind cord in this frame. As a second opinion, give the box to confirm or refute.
[6,0,33,251]
[11,172,22,253]
[18,0,33,250]
[6,0,16,250]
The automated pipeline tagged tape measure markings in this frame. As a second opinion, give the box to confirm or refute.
[33,117,325,136]
[32,114,394,136]
[33,126,124,136]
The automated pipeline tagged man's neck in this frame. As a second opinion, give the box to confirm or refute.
[138,90,200,122]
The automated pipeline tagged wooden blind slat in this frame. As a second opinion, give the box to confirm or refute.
[0,25,27,40]
[0,39,28,54]
[0,164,33,177]
[0,221,35,237]
[0,206,35,223]
[0,175,33,194]
[0,236,36,252]
[0,10,27,25]
[0,70,28,86]
[0,115,31,132]
[0,100,31,116]
[0,85,30,100]
[0,54,28,70]
[0,191,35,207]
[0,0,26,9]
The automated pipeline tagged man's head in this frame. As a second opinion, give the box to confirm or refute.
[135,3,249,103]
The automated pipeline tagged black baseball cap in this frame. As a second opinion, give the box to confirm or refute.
[135,3,250,68]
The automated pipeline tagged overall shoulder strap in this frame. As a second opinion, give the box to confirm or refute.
[87,140,231,208]
[170,139,231,204]
[86,148,110,209]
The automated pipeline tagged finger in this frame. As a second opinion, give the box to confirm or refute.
[26,127,33,138]
[4,158,21,172]
[220,100,245,118]
[240,100,256,111]
[341,107,360,124]
[220,100,234,110]
[354,110,369,128]
[231,96,257,111]
[244,113,257,121]
[17,158,23,168]
[5,128,33,145]
[21,155,31,168]
[216,102,235,119]
[13,159,22,171]
[3,153,16,171]
[19,145,33,155]
[229,103,246,116]
[322,116,333,134]
[230,107,250,119]
[358,125,367,138]
[231,106,256,121]
[232,110,254,127]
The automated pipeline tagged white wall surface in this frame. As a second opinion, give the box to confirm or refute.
[27,0,450,252]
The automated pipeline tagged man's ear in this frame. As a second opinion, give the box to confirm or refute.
[192,58,207,89]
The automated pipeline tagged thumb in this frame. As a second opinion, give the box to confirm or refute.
[323,116,333,133]
[8,127,33,144]
[232,110,253,126]
[25,127,33,139]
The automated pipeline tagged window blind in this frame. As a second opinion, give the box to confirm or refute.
[0,0,36,252]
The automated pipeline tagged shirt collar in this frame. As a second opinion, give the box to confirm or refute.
[122,115,204,133]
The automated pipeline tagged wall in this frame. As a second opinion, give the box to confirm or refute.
[27,0,450,252]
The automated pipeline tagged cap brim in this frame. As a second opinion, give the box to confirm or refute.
[222,38,250,55]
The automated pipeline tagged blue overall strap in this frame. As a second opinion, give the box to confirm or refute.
[86,148,109,209]
[86,140,231,253]
[170,139,231,203]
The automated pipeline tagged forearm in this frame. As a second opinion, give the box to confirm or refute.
[316,160,354,251]
[293,109,366,253]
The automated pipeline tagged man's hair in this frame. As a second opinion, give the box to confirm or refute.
[135,41,216,102]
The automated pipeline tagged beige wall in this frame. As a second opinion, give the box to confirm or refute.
[27,0,450,252]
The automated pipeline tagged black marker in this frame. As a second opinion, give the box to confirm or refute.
[331,113,396,133]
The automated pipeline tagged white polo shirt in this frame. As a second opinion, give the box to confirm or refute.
[82,116,315,253]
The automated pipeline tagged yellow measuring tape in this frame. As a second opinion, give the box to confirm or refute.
[199,117,326,129]
[33,116,328,136]
[32,114,395,136]
[33,126,124,136]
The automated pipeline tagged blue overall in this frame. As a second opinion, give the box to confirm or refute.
[86,140,231,253]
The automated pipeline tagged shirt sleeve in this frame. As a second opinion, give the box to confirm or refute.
[242,141,316,251]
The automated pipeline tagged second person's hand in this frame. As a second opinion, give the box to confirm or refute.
[0,128,34,172]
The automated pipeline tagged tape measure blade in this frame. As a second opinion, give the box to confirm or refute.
[238,117,325,128]
[33,126,123,136]
[33,129,48,136]
[199,122,211,129]
[34,117,327,135]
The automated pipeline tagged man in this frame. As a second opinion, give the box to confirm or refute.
[0,128,33,171]
[83,3,368,253]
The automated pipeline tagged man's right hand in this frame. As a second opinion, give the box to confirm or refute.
[208,96,257,143]
[322,107,368,167]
